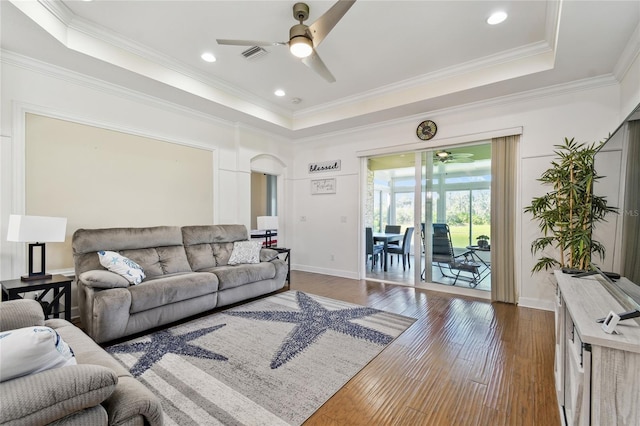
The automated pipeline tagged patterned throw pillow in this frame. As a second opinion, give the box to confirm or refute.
[98,250,146,284]
[0,326,77,382]
[228,240,263,265]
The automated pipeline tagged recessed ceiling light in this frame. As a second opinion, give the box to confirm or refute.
[200,52,216,63]
[487,11,508,25]
[274,89,286,97]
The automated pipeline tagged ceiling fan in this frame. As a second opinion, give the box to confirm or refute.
[216,1,356,83]
[434,151,475,163]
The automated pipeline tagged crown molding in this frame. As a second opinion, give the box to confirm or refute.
[1,50,235,130]
[294,74,619,145]
[613,21,640,82]
[294,2,564,122]
[8,0,293,129]
[2,50,298,144]
[294,41,554,121]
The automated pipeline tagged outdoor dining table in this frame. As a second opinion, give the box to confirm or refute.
[373,232,403,271]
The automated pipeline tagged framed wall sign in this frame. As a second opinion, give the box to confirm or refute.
[311,178,336,194]
[308,160,341,174]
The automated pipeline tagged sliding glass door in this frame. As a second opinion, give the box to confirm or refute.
[421,144,492,290]
[365,143,492,292]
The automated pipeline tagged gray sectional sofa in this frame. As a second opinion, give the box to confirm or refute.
[0,299,162,426]
[73,225,287,344]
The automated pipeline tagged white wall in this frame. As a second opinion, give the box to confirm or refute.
[290,81,625,310]
[2,51,638,312]
[0,56,293,287]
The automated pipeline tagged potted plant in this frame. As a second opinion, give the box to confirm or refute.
[524,137,617,273]
[476,235,490,249]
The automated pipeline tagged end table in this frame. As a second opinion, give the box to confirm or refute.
[1,274,72,320]
[272,247,291,289]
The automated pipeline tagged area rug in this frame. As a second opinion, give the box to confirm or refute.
[106,290,415,425]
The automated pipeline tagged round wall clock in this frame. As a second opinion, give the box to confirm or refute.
[416,120,437,140]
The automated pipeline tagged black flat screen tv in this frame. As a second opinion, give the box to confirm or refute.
[595,102,640,314]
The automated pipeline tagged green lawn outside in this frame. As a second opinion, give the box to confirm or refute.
[448,224,491,249]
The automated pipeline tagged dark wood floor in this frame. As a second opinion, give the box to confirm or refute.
[290,271,560,426]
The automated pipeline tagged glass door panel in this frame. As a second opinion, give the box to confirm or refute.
[366,143,491,292]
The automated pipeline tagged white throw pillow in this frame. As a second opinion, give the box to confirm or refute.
[0,326,77,382]
[98,250,146,284]
[228,241,263,265]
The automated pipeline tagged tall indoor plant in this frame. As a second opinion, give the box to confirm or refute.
[525,137,617,272]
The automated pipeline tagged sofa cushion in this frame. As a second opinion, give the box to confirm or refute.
[72,226,184,277]
[184,243,216,270]
[121,246,192,278]
[182,224,248,245]
[203,262,277,290]
[98,251,145,285]
[0,364,117,425]
[129,272,218,314]
[228,240,263,265]
[79,270,131,289]
[0,299,45,332]
[0,326,76,382]
[182,225,249,269]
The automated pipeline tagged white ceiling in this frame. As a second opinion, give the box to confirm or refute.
[2,0,639,139]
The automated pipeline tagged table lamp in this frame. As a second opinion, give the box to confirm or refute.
[6,214,67,281]
[256,216,278,248]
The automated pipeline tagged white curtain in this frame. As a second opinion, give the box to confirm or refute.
[490,135,519,303]
[622,120,640,283]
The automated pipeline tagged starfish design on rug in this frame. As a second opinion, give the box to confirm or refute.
[226,292,393,369]
[107,324,228,377]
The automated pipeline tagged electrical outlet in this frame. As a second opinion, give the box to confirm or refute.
[300,216,307,222]
[340,216,347,223]
[330,254,335,261]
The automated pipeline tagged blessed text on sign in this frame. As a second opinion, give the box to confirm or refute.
[308,160,341,174]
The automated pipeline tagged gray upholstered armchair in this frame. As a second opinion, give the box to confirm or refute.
[0,299,163,425]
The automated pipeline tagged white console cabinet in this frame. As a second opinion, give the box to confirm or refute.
[554,271,640,425]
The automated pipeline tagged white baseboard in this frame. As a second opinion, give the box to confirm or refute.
[291,265,359,280]
[518,296,555,311]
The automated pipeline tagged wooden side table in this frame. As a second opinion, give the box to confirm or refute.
[1,274,72,320]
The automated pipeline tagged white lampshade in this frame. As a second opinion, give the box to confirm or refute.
[257,216,278,231]
[6,215,67,243]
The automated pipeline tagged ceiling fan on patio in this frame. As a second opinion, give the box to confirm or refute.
[216,1,356,83]
[434,151,474,163]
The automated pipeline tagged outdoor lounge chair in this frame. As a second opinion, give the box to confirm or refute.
[431,223,483,287]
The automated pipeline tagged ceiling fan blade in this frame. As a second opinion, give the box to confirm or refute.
[216,39,286,47]
[307,0,356,48]
[301,50,336,83]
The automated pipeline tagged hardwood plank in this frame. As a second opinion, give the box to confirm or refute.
[292,271,560,426]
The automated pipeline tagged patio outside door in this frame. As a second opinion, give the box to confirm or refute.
[419,144,492,291]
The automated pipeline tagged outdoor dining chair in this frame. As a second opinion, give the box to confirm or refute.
[366,227,384,270]
[387,227,414,270]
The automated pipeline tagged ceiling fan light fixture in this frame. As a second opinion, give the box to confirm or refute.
[200,52,216,63]
[436,151,450,158]
[289,36,313,58]
[487,11,508,25]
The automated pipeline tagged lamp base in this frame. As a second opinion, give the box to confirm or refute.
[21,273,52,282]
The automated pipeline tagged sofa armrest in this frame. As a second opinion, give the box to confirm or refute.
[79,270,130,289]
[260,248,280,262]
[0,299,45,332]
[0,364,117,426]
[104,376,163,426]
